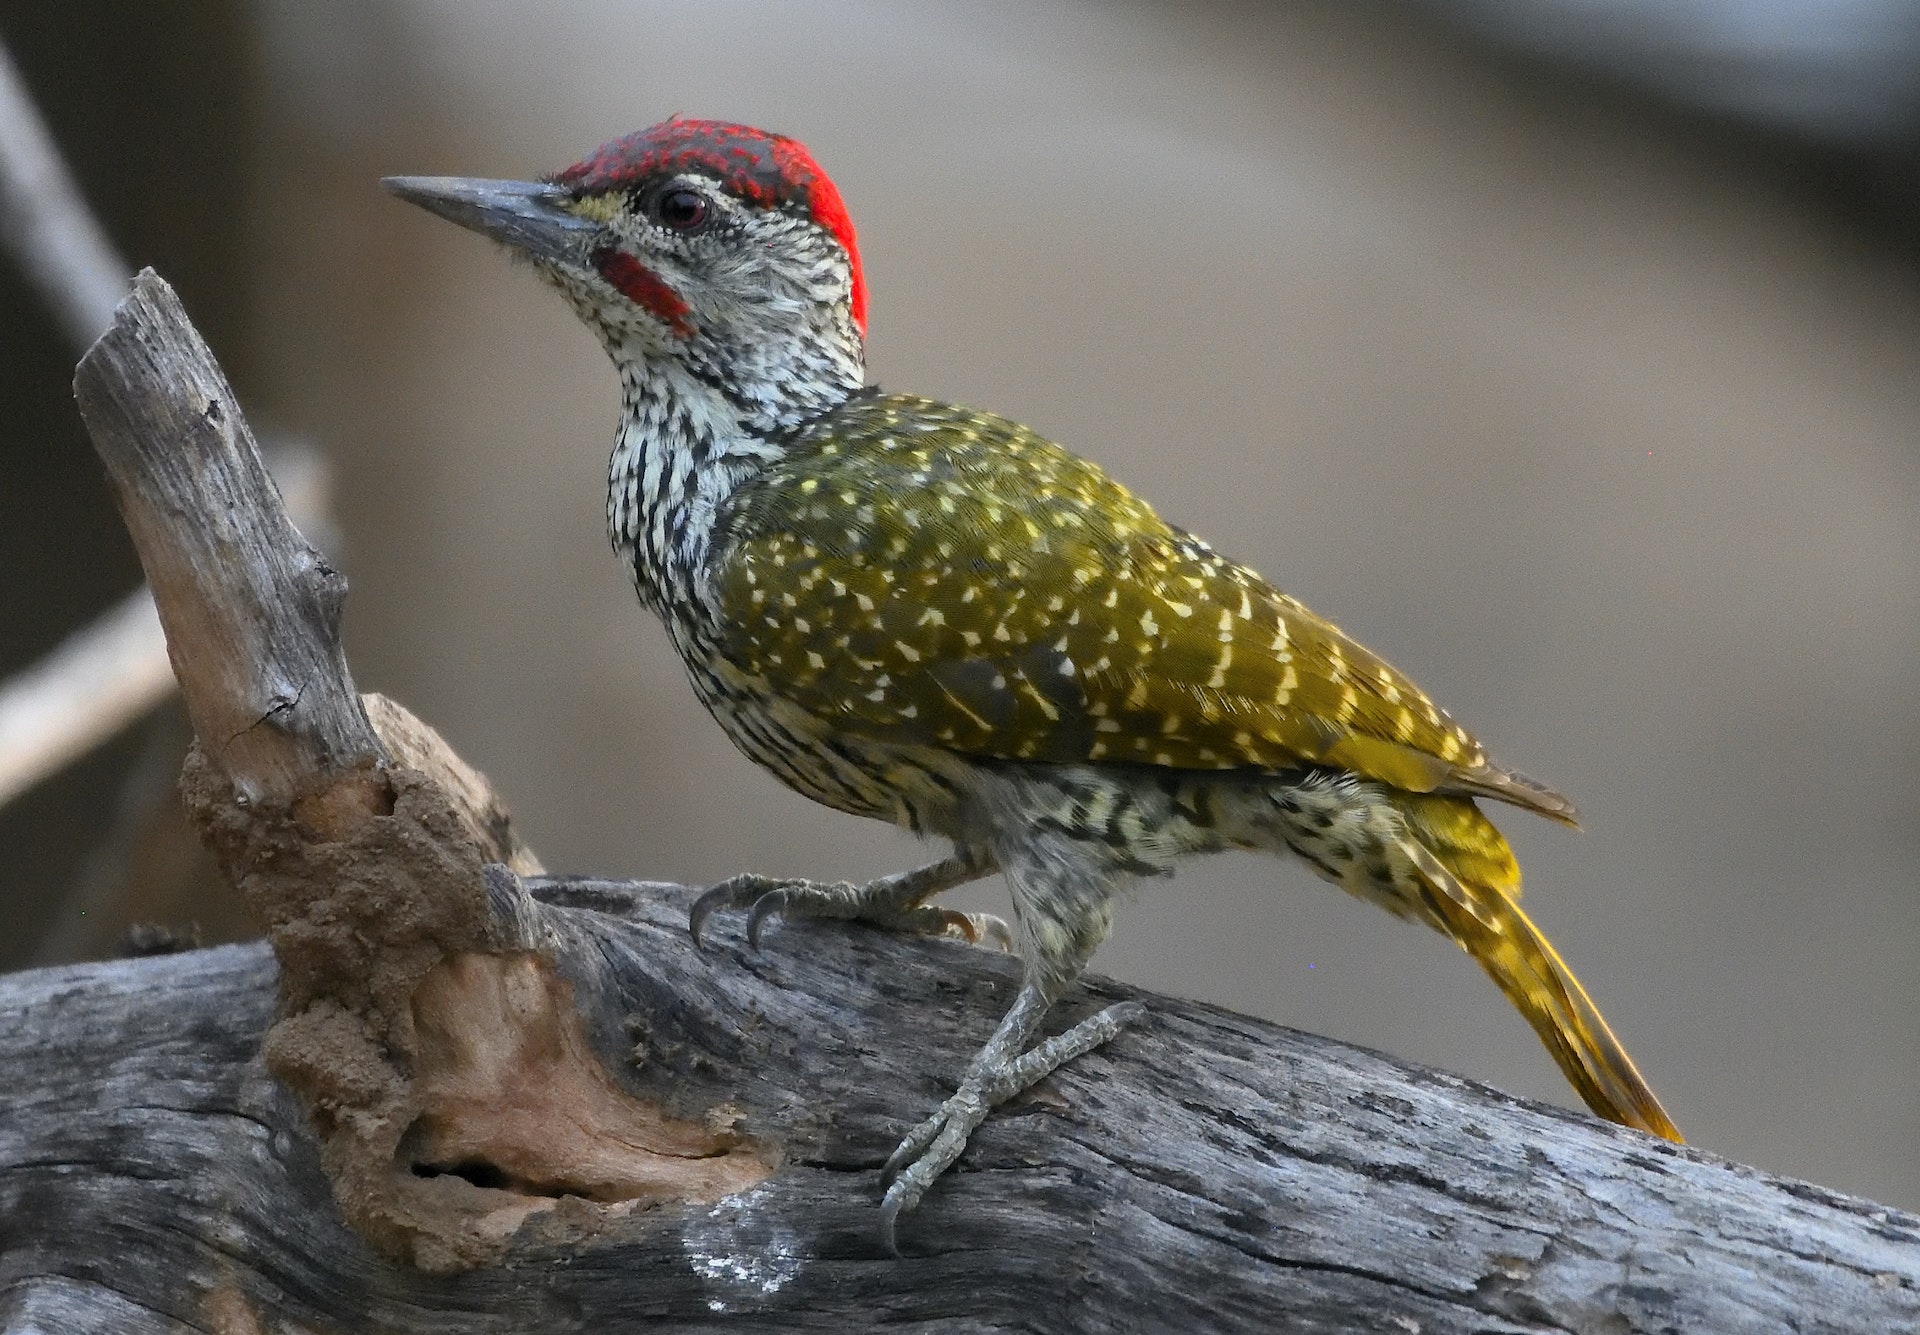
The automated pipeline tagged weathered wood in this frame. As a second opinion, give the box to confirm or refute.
[73,269,380,810]
[2,875,1915,1333]
[67,269,571,1268]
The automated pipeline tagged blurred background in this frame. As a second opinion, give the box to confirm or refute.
[3,0,1916,1210]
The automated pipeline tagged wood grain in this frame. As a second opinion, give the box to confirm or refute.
[74,269,381,809]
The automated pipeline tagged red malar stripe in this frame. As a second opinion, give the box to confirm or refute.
[595,249,693,336]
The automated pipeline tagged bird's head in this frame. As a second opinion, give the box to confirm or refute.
[386,118,867,427]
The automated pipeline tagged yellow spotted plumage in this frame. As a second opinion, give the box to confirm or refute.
[714,395,1569,821]
[707,393,1677,1145]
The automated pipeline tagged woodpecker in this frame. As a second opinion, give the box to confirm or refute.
[387,118,1681,1242]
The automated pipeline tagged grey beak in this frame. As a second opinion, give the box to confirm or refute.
[382,175,600,267]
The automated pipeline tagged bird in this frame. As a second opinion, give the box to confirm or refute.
[386,117,1681,1245]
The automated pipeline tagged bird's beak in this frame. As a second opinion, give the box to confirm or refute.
[382,175,599,268]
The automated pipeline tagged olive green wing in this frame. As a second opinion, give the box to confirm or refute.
[711,395,1574,823]
[1084,526,1577,823]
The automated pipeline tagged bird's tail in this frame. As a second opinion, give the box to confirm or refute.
[1389,792,1683,1143]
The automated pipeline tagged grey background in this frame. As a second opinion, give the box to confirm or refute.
[7,1,1918,1213]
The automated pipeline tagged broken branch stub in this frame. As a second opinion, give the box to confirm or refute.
[70,269,765,1270]
[74,269,381,819]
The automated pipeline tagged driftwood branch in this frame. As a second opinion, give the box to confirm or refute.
[70,270,548,1269]
[5,268,1914,1330]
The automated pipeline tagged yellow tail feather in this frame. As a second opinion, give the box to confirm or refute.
[1391,794,1683,1143]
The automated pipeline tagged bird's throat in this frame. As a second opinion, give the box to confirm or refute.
[606,358,859,617]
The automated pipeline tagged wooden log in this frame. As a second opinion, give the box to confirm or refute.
[1,874,1916,1332]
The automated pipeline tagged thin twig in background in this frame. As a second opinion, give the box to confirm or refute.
[0,31,157,844]
[0,36,335,843]
[0,40,128,349]
[0,594,171,811]
[0,442,332,815]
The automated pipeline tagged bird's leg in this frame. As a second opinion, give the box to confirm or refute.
[877,978,1144,1251]
[689,849,1009,950]
[876,845,1144,1248]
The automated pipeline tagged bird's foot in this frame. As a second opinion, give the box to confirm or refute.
[689,872,1012,951]
[877,1000,1145,1253]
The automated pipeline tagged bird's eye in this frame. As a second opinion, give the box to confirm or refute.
[657,188,709,232]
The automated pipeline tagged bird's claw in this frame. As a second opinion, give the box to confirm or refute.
[689,873,825,949]
[881,1103,951,1185]
[939,909,1015,951]
[745,886,795,950]
[877,1191,905,1258]
[877,1154,953,1256]
[690,873,770,949]
[689,873,1012,951]
[877,1079,993,1251]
